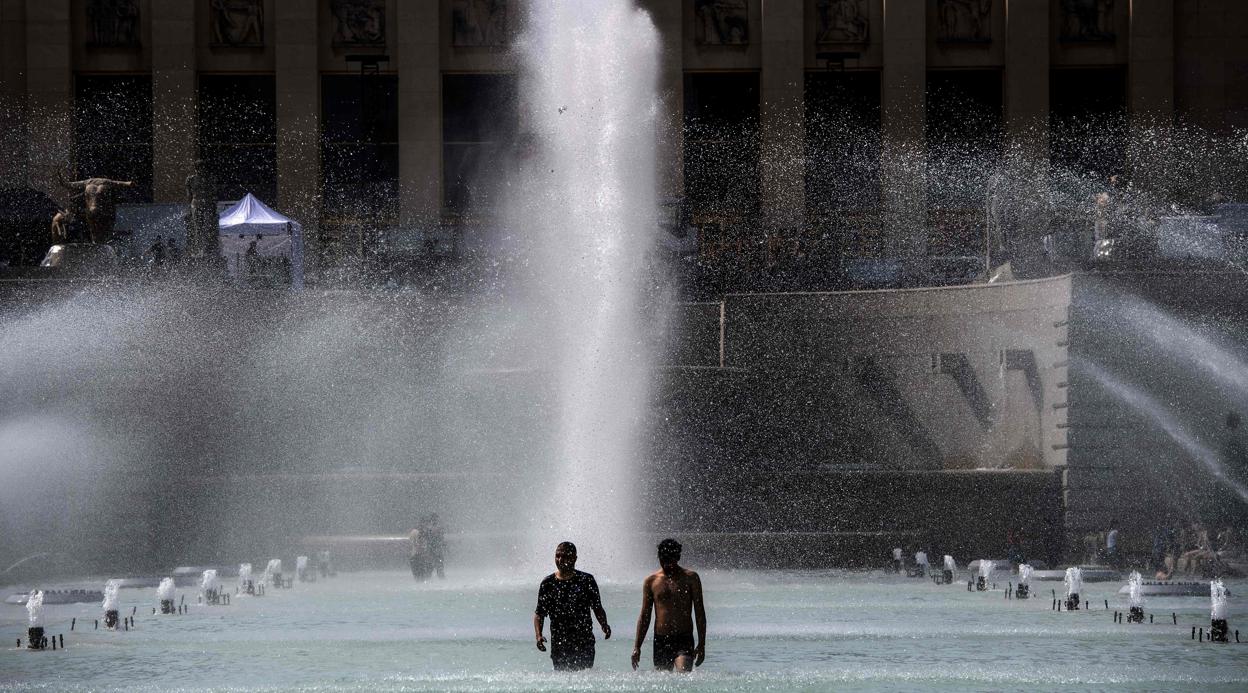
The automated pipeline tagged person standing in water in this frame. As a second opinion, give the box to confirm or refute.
[534,542,612,671]
[632,538,706,672]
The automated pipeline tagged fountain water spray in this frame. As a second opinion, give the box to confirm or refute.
[977,560,993,591]
[1016,564,1032,599]
[296,555,311,582]
[892,548,903,573]
[1126,571,1145,623]
[1064,567,1083,610]
[157,577,176,614]
[514,0,660,571]
[239,563,254,595]
[201,569,222,605]
[25,589,46,649]
[941,555,956,584]
[264,558,284,588]
[316,550,334,578]
[913,551,929,578]
[102,579,121,628]
[1210,578,1229,642]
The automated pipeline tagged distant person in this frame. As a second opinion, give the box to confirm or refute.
[1102,520,1120,566]
[533,542,611,671]
[408,525,429,581]
[632,538,706,672]
[426,513,446,579]
[149,235,166,266]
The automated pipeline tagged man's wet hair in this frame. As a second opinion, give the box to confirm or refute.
[657,538,682,560]
[556,541,577,554]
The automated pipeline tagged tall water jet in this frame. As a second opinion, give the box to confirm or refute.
[296,555,312,582]
[1064,567,1083,610]
[1126,570,1145,623]
[102,579,121,628]
[1016,564,1032,599]
[239,563,255,595]
[913,551,929,577]
[25,589,45,649]
[1210,578,1229,642]
[977,560,994,591]
[514,0,660,569]
[156,577,176,614]
[942,555,956,584]
[201,569,222,605]
[264,558,283,588]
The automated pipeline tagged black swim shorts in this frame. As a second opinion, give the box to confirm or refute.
[652,631,695,670]
[551,641,595,671]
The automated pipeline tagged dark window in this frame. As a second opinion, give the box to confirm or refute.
[74,75,153,202]
[684,72,760,219]
[321,74,399,223]
[925,69,1003,255]
[805,70,881,256]
[1050,67,1127,178]
[198,75,277,202]
[442,73,518,212]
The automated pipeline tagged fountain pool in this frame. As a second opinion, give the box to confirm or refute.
[3,570,1245,691]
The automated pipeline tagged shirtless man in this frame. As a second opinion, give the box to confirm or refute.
[631,538,706,672]
[59,173,134,244]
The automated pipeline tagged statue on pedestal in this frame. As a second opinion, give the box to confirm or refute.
[54,173,134,245]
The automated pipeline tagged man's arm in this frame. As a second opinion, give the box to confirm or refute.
[102,180,135,188]
[533,612,546,651]
[589,577,611,639]
[631,577,654,670]
[692,572,706,666]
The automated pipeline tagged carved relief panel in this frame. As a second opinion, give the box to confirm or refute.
[1059,0,1115,43]
[210,0,264,47]
[452,0,509,47]
[331,0,386,47]
[937,0,992,44]
[695,0,749,46]
[815,0,868,44]
[86,0,141,47]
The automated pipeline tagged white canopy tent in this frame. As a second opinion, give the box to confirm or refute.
[218,193,305,289]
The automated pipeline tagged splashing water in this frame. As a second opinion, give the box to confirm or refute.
[264,558,282,583]
[296,555,309,575]
[915,551,928,566]
[238,563,253,587]
[156,577,176,603]
[978,560,994,580]
[1018,563,1033,585]
[1077,359,1248,504]
[1065,566,1084,597]
[1211,578,1228,620]
[102,578,121,611]
[513,0,661,569]
[944,555,956,572]
[892,548,903,562]
[1128,570,1144,609]
[201,569,219,595]
[25,589,44,627]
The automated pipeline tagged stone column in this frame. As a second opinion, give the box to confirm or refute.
[641,0,684,203]
[275,0,320,265]
[1,0,29,186]
[881,0,926,257]
[1005,0,1049,157]
[759,0,805,230]
[1127,0,1174,193]
[396,1,440,231]
[151,1,196,203]
[24,0,72,205]
[1128,0,1174,129]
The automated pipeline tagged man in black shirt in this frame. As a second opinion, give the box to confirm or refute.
[533,542,611,670]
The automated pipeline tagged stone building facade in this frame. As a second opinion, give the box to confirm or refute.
[0,1,1245,269]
